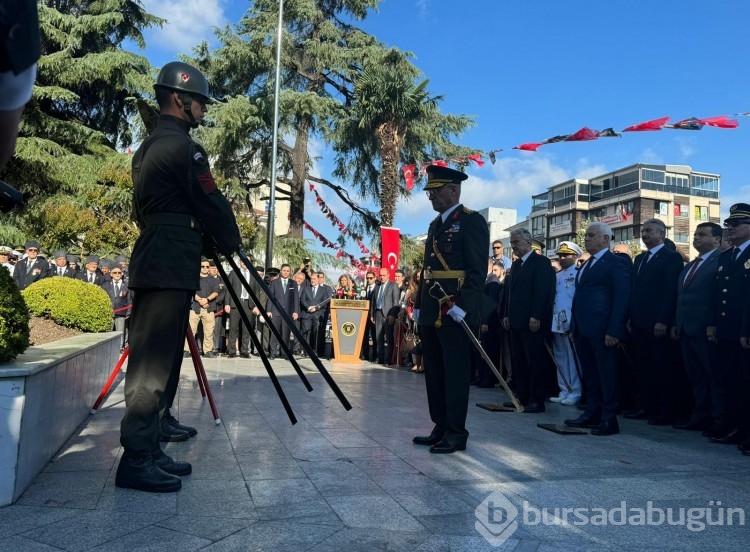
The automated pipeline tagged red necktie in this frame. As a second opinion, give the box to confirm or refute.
[683,258,702,288]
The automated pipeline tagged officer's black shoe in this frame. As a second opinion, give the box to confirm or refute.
[203,351,216,358]
[564,414,601,429]
[159,418,189,442]
[164,412,197,438]
[115,451,181,493]
[227,353,237,358]
[413,433,444,446]
[152,446,192,476]
[240,352,250,358]
[429,440,466,454]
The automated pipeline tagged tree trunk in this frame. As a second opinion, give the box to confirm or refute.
[287,115,310,239]
[377,122,403,228]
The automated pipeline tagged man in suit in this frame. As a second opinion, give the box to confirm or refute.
[707,203,750,446]
[50,249,74,278]
[301,271,331,356]
[670,222,722,432]
[564,222,631,435]
[76,255,105,286]
[291,270,309,355]
[500,228,556,413]
[627,218,685,425]
[101,265,131,351]
[370,266,400,365]
[412,165,488,454]
[13,239,49,289]
[266,263,299,359]
[225,260,263,358]
[360,270,377,361]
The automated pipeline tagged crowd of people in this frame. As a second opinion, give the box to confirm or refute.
[475,207,750,459]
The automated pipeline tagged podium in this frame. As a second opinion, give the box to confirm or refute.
[330,299,369,364]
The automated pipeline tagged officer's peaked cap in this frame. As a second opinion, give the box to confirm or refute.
[556,241,582,258]
[424,165,468,190]
[726,203,750,221]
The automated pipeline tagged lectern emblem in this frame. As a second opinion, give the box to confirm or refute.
[341,322,356,336]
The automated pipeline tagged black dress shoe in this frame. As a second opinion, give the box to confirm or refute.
[158,418,189,442]
[268,354,277,360]
[115,452,181,493]
[673,419,712,431]
[227,353,237,358]
[429,440,466,454]
[710,428,742,444]
[164,412,197,438]
[203,351,216,358]
[623,409,649,420]
[523,402,545,413]
[240,353,250,358]
[413,433,444,446]
[591,418,620,436]
[564,414,601,428]
[152,446,192,476]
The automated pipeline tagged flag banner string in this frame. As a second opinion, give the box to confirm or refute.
[303,221,380,269]
[401,112,744,188]
[307,182,374,256]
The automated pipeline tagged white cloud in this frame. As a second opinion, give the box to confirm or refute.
[142,0,227,55]
[415,0,431,17]
[676,136,697,159]
[639,147,664,165]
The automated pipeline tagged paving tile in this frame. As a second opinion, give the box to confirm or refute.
[0,505,79,538]
[86,525,211,551]
[17,471,109,509]
[308,527,429,551]
[177,479,256,518]
[248,478,323,507]
[18,510,169,552]
[0,535,66,552]
[155,514,258,541]
[199,519,340,551]
[326,495,425,532]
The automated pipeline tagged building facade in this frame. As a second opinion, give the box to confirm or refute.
[530,164,720,258]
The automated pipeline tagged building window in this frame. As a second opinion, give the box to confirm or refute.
[694,205,708,221]
[655,200,669,216]
[613,227,635,242]
[674,203,688,218]
[674,231,690,243]
[642,169,665,183]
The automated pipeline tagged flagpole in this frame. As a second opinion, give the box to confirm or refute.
[265,0,284,269]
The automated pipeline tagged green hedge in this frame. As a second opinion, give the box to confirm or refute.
[0,267,30,362]
[22,277,114,333]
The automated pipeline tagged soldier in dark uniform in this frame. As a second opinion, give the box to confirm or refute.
[412,165,489,454]
[706,203,750,447]
[116,62,241,493]
[51,249,75,277]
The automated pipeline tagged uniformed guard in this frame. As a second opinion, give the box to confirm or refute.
[549,241,583,405]
[412,165,489,453]
[706,203,750,447]
[117,61,241,493]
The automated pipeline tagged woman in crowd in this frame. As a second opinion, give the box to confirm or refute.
[336,274,358,298]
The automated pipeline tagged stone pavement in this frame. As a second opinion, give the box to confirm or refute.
[1,356,748,551]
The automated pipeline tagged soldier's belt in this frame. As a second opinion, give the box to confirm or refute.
[143,212,200,230]
[423,269,465,279]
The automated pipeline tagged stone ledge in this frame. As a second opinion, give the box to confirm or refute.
[0,332,121,506]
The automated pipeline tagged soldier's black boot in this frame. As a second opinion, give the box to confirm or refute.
[152,445,192,476]
[115,450,181,493]
[164,409,197,438]
[158,417,189,442]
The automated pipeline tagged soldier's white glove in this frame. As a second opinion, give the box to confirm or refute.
[446,305,466,323]
[412,309,420,323]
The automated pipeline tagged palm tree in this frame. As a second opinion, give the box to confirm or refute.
[332,49,474,228]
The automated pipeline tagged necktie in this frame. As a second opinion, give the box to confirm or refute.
[282,279,287,294]
[683,258,702,288]
[313,285,318,297]
[637,251,651,276]
[59,268,64,276]
[241,271,249,300]
[27,260,34,274]
[732,247,741,262]
[89,272,94,283]
[376,284,385,309]
[114,282,120,296]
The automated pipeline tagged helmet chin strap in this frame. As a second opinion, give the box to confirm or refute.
[178,93,200,128]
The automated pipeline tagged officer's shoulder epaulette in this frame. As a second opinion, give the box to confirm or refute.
[462,207,476,215]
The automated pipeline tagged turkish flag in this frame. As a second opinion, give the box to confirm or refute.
[380,226,400,281]
[622,117,670,132]
[696,115,739,129]
[513,142,543,152]
[402,164,416,190]
[565,127,599,142]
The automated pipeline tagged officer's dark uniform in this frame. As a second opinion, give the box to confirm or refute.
[118,62,240,492]
[414,166,489,453]
[707,203,750,444]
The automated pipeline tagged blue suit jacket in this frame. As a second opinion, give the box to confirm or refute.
[674,249,720,337]
[266,277,299,318]
[572,250,631,340]
[630,246,685,331]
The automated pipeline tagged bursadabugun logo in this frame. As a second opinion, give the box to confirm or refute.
[475,490,519,547]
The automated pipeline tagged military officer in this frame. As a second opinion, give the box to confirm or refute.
[706,203,750,447]
[549,241,583,405]
[117,61,241,493]
[51,249,74,277]
[412,165,489,454]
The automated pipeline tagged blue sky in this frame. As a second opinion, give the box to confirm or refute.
[136,0,750,251]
